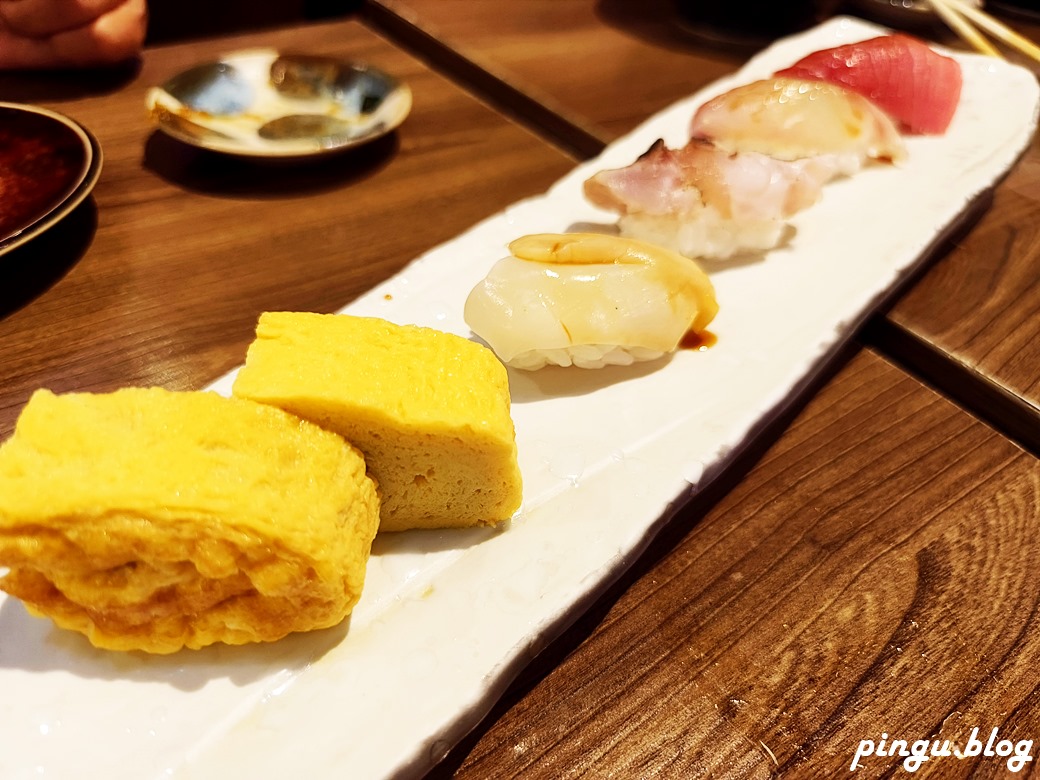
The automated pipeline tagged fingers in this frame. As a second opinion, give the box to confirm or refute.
[0,25,56,68]
[0,0,145,68]
[0,0,127,37]
[49,0,147,64]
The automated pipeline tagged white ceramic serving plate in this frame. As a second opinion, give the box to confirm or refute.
[1,17,1036,780]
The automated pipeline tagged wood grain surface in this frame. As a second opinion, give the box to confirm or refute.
[364,0,1040,447]
[364,0,744,146]
[1,9,1039,780]
[433,350,1040,779]
[876,148,1040,449]
[0,19,575,439]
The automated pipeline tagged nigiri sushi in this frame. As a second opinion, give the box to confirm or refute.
[690,77,907,170]
[777,34,962,135]
[583,138,839,259]
[463,233,718,371]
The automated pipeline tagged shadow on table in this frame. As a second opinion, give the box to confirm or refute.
[0,63,139,104]
[596,0,755,57]
[595,0,851,57]
[0,200,98,321]
[142,130,401,199]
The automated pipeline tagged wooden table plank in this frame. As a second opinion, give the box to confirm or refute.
[363,0,743,150]
[364,0,1040,448]
[432,349,1040,779]
[872,151,1040,449]
[0,19,576,438]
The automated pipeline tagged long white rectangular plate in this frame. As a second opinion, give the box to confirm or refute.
[1,16,1037,780]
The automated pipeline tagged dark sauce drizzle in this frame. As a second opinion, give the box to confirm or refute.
[679,329,717,351]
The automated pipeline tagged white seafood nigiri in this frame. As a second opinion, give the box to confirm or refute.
[690,77,906,171]
[464,233,718,371]
[584,138,837,259]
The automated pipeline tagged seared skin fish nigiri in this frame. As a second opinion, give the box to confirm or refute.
[584,138,838,259]
[464,233,718,371]
[690,77,906,169]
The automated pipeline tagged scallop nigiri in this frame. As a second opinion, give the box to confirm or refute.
[463,233,718,371]
[777,34,962,135]
[584,138,840,259]
[690,77,907,170]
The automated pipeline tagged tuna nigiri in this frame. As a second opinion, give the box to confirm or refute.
[690,77,907,169]
[464,233,718,371]
[584,138,839,259]
[777,34,962,135]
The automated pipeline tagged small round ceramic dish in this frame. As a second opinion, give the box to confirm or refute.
[0,102,101,258]
[145,49,412,158]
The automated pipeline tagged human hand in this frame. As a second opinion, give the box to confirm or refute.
[0,0,147,69]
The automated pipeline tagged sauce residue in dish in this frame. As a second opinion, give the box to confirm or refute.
[680,329,717,351]
[0,107,88,241]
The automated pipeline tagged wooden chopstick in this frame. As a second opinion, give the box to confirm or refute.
[927,0,1040,66]
[926,0,1003,57]
[944,0,1040,65]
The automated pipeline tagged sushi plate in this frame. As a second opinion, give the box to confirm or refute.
[0,15,1037,780]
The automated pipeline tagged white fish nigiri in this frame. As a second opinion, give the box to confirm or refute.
[584,138,837,259]
[464,233,718,371]
[690,77,907,171]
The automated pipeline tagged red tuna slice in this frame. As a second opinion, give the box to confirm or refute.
[777,34,962,134]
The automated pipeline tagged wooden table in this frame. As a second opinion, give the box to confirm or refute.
[1,4,1039,779]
